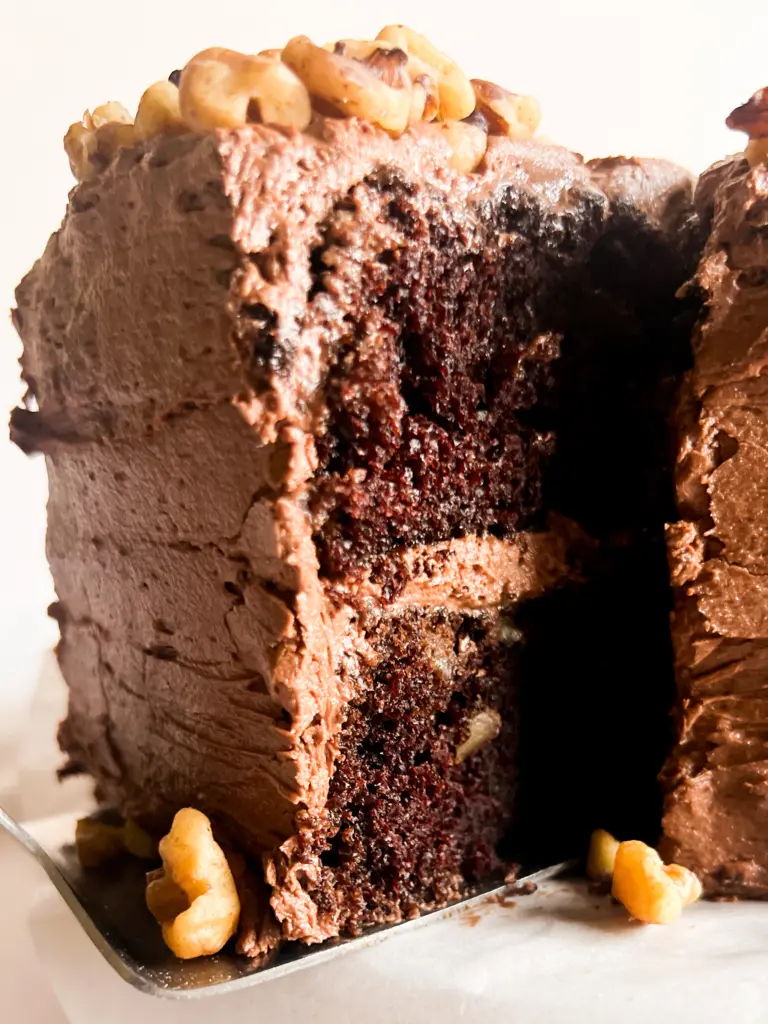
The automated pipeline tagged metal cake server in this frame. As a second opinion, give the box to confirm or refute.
[1,805,570,1001]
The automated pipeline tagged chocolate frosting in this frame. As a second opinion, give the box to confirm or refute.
[662,157,768,894]
[11,120,697,939]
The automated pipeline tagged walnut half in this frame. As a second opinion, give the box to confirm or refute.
[63,102,134,182]
[611,840,702,924]
[470,79,541,139]
[146,808,241,959]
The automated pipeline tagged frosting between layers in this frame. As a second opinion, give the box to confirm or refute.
[326,531,571,611]
[662,157,768,893]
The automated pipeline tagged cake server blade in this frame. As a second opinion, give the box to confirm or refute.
[1,805,572,1000]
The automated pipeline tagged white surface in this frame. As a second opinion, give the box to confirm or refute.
[12,844,768,1024]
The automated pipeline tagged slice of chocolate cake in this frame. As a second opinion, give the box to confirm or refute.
[10,28,700,954]
[662,92,768,896]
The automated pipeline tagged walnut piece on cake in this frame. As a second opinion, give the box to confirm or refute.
[61,23,544,182]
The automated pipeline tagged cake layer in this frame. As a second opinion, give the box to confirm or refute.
[14,125,613,585]
[268,604,520,940]
[662,157,768,895]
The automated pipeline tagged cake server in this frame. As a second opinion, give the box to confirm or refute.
[0,805,570,1000]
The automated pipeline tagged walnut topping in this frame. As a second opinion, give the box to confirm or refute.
[89,101,133,129]
[377,24,475,120]
[455,707,502,763]
[146,808,241,959]
[179,48,312,134]
[360,44,410,89]
[64,103,134,181]
[471,79,541,138]
[282,35,412,135]
[134,81,184,142]
[611,840,702,924]
[727,87,768,168]
[330,39,438,124]
[63,24,544,181]
[410,118,488,174]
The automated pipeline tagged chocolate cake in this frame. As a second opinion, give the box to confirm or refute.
[661,93,768,896]
[10,29,703,953]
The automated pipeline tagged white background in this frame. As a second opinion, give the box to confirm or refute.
[0,4,766,1019]
[0,0,766,741]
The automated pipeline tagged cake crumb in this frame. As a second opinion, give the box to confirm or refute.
[503,863,520,885]
[506,879,538,897]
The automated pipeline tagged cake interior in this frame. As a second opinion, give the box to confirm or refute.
[296,606,519,934]
[267,170,585,937]
[295,171,600,583]
[264,162,700,934]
